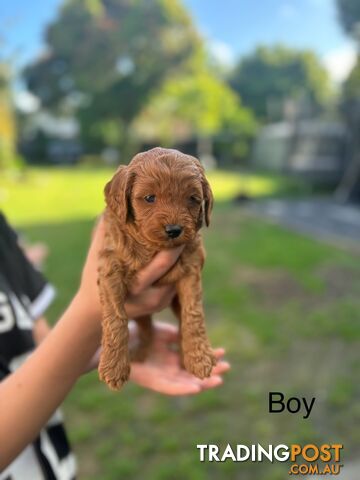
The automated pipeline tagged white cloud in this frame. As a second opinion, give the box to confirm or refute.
[208,40,235,68]
[322,43,357,84]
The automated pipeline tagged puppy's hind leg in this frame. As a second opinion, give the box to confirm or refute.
[131,315,153,362]
[170,295,184,367]
[176,273,216,379]
[98,262,130,391]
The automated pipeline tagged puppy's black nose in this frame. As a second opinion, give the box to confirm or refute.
[165,224,183,239]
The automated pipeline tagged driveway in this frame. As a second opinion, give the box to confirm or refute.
[246,198,360,251]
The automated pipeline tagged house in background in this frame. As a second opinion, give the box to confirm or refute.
[19,112,82,165]
[252,120,349,185]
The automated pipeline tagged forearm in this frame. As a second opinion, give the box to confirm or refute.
[0,292,101,470]
[0,217,184,468]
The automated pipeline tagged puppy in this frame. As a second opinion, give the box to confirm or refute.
[98,147,216,390]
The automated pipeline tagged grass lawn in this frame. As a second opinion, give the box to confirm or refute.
[0,166,306,226]
[1,167,359,479]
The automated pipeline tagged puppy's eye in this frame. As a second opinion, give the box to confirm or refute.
[144,195,156,203]
[189,195,201,204]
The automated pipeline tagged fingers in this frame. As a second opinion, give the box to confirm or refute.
[154,356,230,395]
[212,360,231,375]
[198,375,223,390]
[130,246,184,295]
[130,364,202,395]
[211,349,231,374]
[138,285,175,311]
[193,354,230,391]
[213,347,226,359]
[194,367,229,392]
[152,377,201,396]
[167,372,226,395]
[126,285,176,317]
[129,355,230,396]
[150,285,176,312]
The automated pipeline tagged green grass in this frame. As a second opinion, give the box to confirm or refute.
[0,167,110,226]
[1,167,359,479]
[0,166,303,226]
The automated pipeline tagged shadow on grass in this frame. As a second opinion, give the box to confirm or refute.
[20,206,360,480]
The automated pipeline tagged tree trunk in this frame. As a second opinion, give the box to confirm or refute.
[335,98,360,203]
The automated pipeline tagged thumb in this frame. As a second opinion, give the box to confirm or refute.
[131,246,184,294]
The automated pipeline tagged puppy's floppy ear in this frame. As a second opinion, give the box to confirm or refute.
[202,176,213,227]
[193,158,214,227]
[104,165,135,223]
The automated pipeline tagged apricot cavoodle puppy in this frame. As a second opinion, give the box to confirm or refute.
[98,147,216,390]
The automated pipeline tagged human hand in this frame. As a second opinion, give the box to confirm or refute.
[78,216,184,321]
[129,322,230,395]
[84,322,230,393]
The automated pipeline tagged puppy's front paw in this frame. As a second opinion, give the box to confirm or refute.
[99,358,130,391]
[183,345,217,379]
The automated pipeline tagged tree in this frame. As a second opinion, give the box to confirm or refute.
[229,45,331,121]
[133,68,257,163]
[337,0,360,40]
[0,64,19,171]
[333,0,360,202]
[23,0,202,155]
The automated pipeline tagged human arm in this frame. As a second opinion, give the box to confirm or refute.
[0,291,100,470]
[0,218,182,468]
[0,217,229,468]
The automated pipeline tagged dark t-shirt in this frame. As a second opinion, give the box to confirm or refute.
[0,213,76,480]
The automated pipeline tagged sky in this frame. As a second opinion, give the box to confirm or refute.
[0,0,357,96]
[183,0,356,81]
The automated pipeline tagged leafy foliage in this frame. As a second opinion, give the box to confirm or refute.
[133,68,257,163]
[337,0,360,39]
[23,0,202,152]
[229,45,331,121]
[0,65,21,171]
[134,69,256,140]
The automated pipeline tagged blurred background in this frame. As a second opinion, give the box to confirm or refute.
[0,0,359,478]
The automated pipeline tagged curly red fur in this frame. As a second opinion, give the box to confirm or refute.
[98,147,216,390]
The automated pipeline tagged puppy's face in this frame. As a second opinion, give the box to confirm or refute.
[131,165,205,247]
[105,149,213,248]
